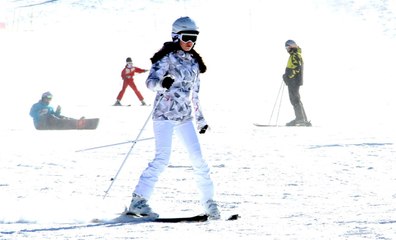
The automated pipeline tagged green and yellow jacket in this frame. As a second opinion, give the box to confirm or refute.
[283,47,304,86]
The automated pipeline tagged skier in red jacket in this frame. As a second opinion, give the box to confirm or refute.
[113,57,148,106]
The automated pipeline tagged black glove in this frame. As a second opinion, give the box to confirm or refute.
[199,125,209,134]
[282,74,289,86]
[162,76,174,89]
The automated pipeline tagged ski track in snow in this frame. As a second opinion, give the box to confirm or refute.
[1,0,396,239]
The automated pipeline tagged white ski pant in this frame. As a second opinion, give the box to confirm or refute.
[134,119,214,204]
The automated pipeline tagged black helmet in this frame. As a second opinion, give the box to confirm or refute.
[41,91,53,99]
[126,57,132,63]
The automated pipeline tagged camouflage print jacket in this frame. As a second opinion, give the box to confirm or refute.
[146,49,207,130]
[283,47,304,86]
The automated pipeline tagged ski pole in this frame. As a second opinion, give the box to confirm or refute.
[274,82,285,126]
[75,137,154,152]
[103,94,164,199]
[268,80,285,125]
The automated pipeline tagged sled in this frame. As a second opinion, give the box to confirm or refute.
[36,118,99,130]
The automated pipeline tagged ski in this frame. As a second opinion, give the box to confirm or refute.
[112,104,131,107]
[92,213,207,224]
[253,123,284,127]
[112,104,151,107]
[152,213,239,222]
[155,215,208,222]
[253,123,312,127]
[92,213,239,224]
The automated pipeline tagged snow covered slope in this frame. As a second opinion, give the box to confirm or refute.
[0,0,395,239]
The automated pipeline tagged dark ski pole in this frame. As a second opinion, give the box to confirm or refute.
[103,94,164,199]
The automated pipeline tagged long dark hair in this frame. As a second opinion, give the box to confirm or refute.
[150,41,207,73]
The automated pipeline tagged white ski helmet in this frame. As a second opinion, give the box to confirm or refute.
[285,39,296,47]
[172,16,199,34]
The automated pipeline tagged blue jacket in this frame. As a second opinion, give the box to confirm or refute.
[29,100,60,128]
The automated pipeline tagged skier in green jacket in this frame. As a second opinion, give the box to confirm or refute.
[283,40,311,127]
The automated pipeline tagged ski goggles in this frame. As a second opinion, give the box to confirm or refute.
[179,33,198,43]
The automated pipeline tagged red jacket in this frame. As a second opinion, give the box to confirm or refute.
[121,66,146,81]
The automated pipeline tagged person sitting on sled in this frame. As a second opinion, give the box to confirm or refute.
[29,91,64,129]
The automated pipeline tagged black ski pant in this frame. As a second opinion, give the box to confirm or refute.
[287,83,307,122]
